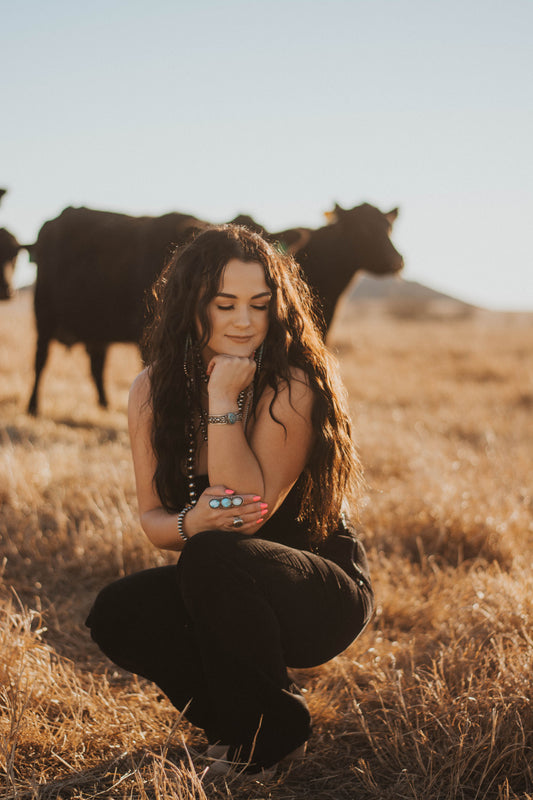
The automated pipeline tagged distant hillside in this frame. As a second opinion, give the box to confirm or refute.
[344,274,478,320]
[349,274,475,305]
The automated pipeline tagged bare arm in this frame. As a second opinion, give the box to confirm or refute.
[207,360,314,522]
[128,369,186,551]
[128,369,265,550]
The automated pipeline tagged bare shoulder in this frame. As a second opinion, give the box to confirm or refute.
[258,367,314,417]
[128,368,152,428]
[129,367,151,405]
[288,366,312,391]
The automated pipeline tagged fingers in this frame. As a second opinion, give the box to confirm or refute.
[199,487,268,531]
[205,485,236,497]
[208,494,244,509]
[225,497,268,533]
[207,354,255,369]
[206,354,256,385]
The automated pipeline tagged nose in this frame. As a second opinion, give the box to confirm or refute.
[234,305,252,328]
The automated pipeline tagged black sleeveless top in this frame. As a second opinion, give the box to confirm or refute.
[194,475,372,590]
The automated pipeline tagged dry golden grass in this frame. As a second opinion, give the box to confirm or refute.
[1,289,532,799]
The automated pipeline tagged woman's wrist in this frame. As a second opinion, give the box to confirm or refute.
[181,503,202,538]
[177,505,193,542]
[208,398,240,415]
[208,410,243,425]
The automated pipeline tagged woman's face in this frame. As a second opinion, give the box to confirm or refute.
[199,259,271,362]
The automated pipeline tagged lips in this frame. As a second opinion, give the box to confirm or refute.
[226,335,253,342]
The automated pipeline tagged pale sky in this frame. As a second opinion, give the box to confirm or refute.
[3,0,532,310]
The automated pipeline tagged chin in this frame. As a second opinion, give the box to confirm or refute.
[223,338,257,354]
[228,346,256,358]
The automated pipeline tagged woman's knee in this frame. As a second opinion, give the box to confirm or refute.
[180,529,243,567]
[86,579,126,644]
[86,566,178,645]
[178,530,252,601]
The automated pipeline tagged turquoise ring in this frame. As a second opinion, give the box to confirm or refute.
[220,496,233,508]
[231,496,244,507]
[209,498,221,509]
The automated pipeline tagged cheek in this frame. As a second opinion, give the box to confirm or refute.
[208,310,222,335]
[196,309,216,342]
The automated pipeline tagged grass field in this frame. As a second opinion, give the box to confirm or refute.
[1,289,532,799]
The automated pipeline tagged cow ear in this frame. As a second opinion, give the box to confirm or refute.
[287,228,311,255]
[325,202,344,225]
[385,208,399,224]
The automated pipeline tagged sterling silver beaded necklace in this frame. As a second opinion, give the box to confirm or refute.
[183,343,259,506]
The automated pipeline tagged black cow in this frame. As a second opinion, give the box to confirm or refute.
[27,202,402,414]
[27,206,209,414]
[0,228,23,301]
[274,203,403,329]
[0,189,25,300]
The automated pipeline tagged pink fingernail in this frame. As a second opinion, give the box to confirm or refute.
[225,489,235,495]
[260,503,268,510]
[257,518,264,524]
[252,495,261,501]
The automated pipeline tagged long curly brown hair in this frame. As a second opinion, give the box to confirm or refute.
[142,224,362,541]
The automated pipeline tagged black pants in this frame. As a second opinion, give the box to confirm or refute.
[86,530,373,768]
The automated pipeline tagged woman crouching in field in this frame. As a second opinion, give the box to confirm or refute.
[86,224,374,780]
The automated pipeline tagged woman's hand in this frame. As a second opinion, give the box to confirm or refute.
[206,355,256,407]
[183,485,268,538]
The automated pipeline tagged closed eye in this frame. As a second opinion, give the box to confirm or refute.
[216,304,269,311]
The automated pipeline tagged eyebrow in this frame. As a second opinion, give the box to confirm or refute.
[215,292,272,299]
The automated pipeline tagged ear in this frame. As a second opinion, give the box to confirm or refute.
[325,202,344,225]
[287,228,311,254]
[385,207,399,224]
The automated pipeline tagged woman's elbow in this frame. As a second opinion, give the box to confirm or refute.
[139,510,165,548]
[139,510,152,535]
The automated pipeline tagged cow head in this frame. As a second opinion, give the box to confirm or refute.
[229,214,266,235]
[327,202,404,276]
[0,229,23,300]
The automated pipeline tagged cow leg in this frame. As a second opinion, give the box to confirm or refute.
[27,334,51,416]
[86,344,109,408]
